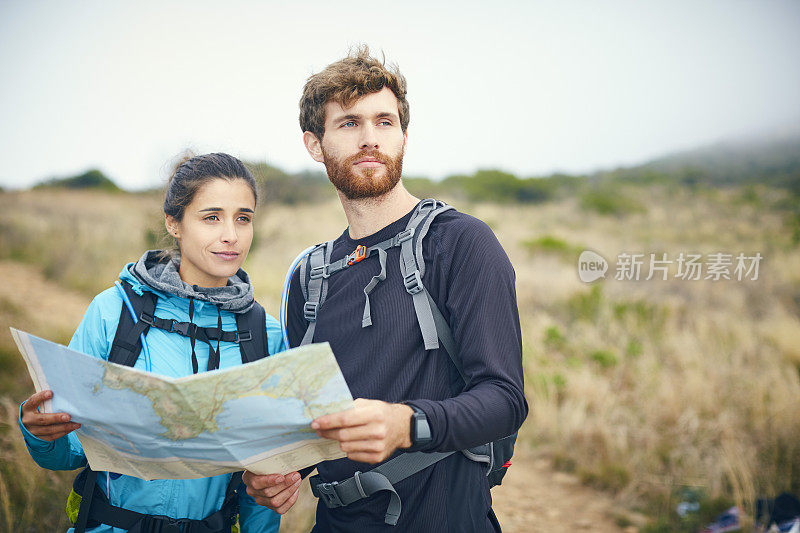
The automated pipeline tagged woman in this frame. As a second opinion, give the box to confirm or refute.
[18,153,283,532]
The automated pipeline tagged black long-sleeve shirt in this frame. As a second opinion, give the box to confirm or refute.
[288,203,528,532]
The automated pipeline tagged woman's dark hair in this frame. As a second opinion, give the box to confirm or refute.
[164,153,258,222]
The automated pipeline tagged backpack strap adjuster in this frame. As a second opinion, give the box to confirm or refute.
[310,265,329,279]
[403,271,423,295]
[304,302,319,322]
[236,330,251,343]
[395,228,414,244]
[139,312,154,326]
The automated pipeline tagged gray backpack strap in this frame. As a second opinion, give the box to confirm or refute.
[301,240,334,346]
[309,451,454,525]
[423,286,492,468]
[362,247,387,328]
[423,288,468,384]
[399,199,453,350]
[299,252,310,302]
[413,201,454,279]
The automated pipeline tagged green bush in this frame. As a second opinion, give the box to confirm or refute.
[441,169,556,203]
[580,188,645,216]
[579,462,630,493]
[589,350,618,368]
[543,325,566,349]
[567,285,603,321]
[522,234,583,261]
[34,169,121,192]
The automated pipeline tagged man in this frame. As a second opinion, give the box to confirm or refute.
[243,47,528,532]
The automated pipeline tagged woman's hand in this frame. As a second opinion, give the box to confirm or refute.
[242,471,302,514]
[20,390,81,441]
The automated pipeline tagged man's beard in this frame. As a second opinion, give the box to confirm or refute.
[322,147,404,200]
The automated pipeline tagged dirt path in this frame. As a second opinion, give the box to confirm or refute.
[0,260,89,345]
[0,260,635,532]
[492,447,634,532]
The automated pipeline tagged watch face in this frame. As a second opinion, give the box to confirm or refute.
[412,410,432,444]
[416,418,432,441]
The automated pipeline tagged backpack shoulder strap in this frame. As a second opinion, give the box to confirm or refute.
[423,289,467,383]
[108,281,156,367]
[73,466,98,533]
[412,199,454,279]
[398,199,454,351]
[300,240,334,346]
[236,301,269,363]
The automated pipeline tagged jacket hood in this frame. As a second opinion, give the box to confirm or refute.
[120,250,255,314]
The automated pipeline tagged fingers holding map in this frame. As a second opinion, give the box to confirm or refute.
[11,328,353,480]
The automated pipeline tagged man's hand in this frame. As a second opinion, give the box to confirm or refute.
[242,471,302,514]
[20,390,81,441]
[312,398,414,463]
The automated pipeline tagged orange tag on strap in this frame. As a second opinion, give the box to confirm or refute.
[348,245,367,265]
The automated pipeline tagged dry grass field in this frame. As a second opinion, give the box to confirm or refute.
[0,185,798,532]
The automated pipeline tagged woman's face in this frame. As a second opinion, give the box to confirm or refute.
[165,178,256,288]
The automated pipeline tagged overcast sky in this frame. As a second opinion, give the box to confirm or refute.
[1,0,799,190]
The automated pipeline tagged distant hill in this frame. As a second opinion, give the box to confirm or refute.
[602,133,800,192]
[22,132,800,200]
[34,169,121,192]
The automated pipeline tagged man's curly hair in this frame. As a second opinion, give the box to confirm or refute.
[299,45,410,140]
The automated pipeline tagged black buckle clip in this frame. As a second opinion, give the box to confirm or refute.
[172,322,197,338]
[316,481,344,508]
[141,514,191,533]
[236,330,252,343]
[403,271,423,295]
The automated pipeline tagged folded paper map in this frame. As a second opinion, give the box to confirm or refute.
[11,328,353,480]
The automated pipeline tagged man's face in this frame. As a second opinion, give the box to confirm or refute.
[306,87,407,200]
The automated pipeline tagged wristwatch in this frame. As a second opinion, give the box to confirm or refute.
[409,406,432,448]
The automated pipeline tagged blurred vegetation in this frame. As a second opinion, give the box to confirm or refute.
[521,235,585,261]
[34,169,121,192]
[1,134,799,531]
[580,187,646,216]
[21,133,799,212]
[246,162,334,204]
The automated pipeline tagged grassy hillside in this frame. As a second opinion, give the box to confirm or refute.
[0,181,798,531]
[595,133,800,193]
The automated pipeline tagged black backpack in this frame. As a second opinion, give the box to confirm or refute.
[298,199,517,525]
[71,279,270,533]
[109,279,268,370]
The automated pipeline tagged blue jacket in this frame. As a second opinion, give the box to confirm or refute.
[19,262,283,532]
